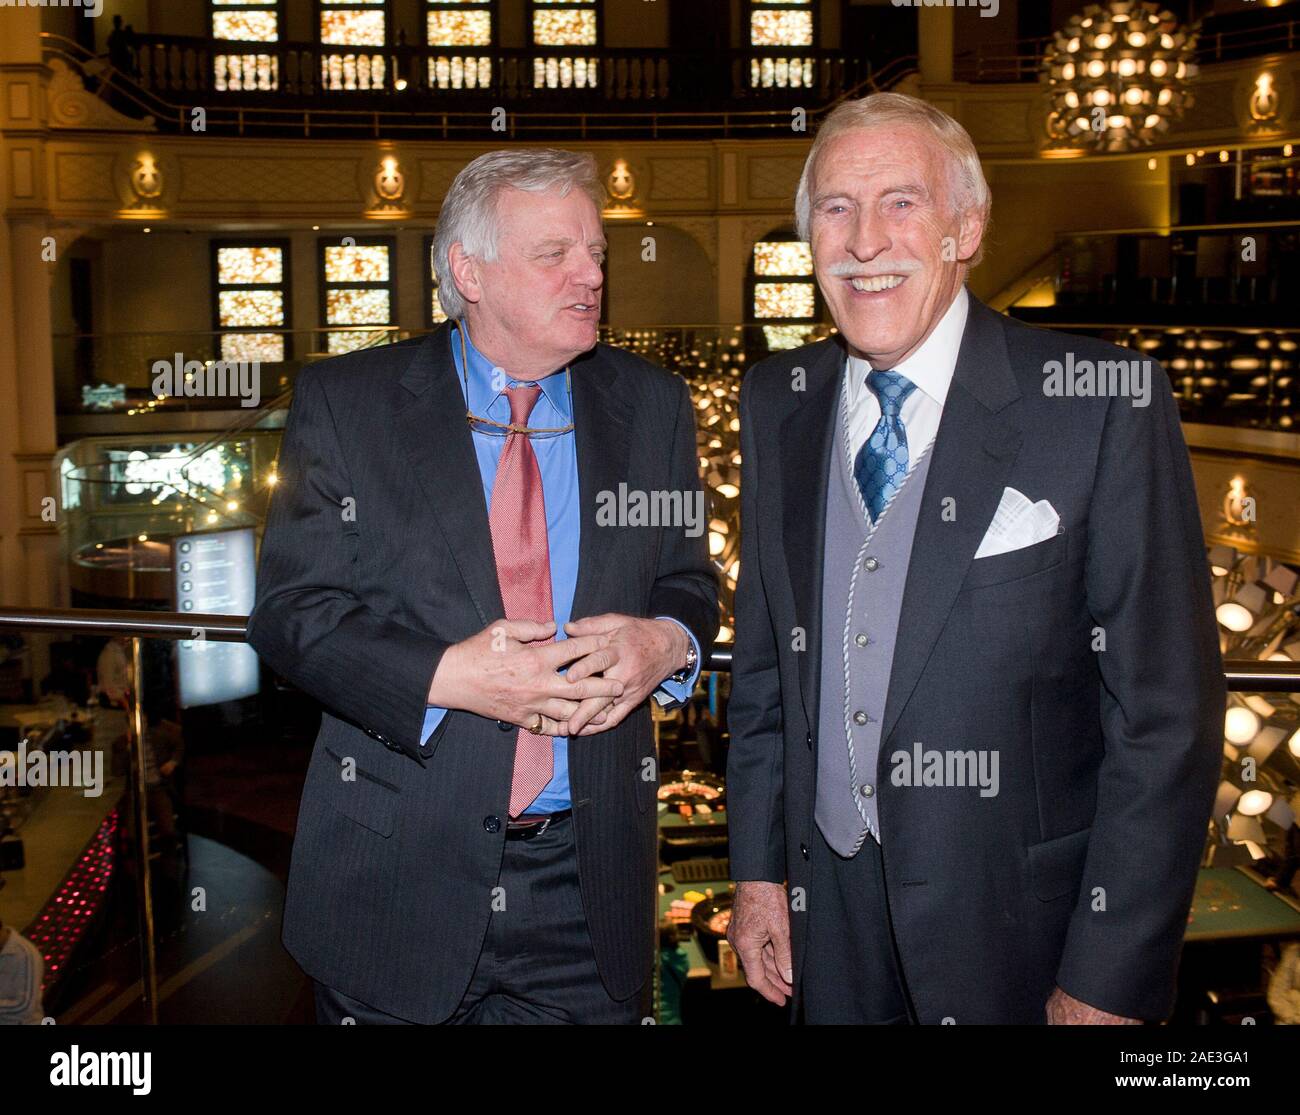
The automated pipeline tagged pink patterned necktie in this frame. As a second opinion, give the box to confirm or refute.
[488,384,555,817]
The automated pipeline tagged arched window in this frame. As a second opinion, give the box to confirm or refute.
[319,236,397,353]
[212,240,292,362]
[318,0,389,90]
[425,0,495,90]
[746,0,816,90]
[746,229,820,351]
[210,0,281,91]
[531,0,599,90]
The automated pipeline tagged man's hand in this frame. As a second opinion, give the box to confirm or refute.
[427,619,625,736]
[727,881,794,1005]
[560,614,691,735]
[1046,986,1142,1025]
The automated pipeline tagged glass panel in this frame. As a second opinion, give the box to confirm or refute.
[320,10,386,46]
[753,281,815,319]
[753,241,813,277]
[213,0,276,5]
[212,10,279,41]
[216,246,283,286]
[323,245,390,283]
[762,324,816,350]
[534,10,597,46]
[328,328,389,353]
[427,10,491,45]
[220,332,285,362]
[750,10,813,47]
[218,290,284,329]
[325,288,391,325]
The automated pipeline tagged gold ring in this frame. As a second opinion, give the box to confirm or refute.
[529,713,544,734]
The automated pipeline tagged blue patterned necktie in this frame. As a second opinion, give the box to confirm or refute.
[854,369,918,522]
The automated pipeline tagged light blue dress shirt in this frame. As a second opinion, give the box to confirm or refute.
[421,323,702,813]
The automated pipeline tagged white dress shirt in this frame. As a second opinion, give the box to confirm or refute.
[844,285,970,472]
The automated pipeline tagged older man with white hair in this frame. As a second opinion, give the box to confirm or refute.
[726,93,1223,1024]
[250,149,717,1024]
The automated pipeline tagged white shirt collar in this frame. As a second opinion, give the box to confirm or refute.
[845,285,969,409]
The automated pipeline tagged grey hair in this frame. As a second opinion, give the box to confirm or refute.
[432,148,606,320]
[794,92,992,265]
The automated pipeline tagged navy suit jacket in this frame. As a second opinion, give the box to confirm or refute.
[727,296,1223,1023]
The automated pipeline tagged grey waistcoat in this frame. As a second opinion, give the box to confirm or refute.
[814,377,934,857]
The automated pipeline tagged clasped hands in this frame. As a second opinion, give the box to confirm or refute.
[427,613,690,737]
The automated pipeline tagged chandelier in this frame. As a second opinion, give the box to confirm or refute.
[1042,2,1198,152]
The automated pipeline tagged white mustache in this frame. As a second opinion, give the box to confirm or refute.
[825,260,923,279]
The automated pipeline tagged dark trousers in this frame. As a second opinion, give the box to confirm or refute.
[800,826,916,1025]
[314,813,643,1025]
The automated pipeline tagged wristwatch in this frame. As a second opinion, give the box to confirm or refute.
[669,639,698,685]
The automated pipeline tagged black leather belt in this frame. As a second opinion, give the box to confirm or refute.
[505,809,572,840]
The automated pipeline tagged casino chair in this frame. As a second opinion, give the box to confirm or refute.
[1195,234,1234,304]
[1136,236,1176,305]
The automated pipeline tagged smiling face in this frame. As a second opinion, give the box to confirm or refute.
[450,184,605,379]
[808,125,984,368]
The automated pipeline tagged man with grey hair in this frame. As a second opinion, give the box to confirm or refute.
[726,93,1222,1024]
[250,148,717,1024]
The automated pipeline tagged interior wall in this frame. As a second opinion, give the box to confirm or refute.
[971,157,1172,303]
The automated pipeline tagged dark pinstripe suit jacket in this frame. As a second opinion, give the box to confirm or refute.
[248,324,718,1023]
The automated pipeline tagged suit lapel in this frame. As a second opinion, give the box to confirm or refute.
[569,349,631,621]
[880,297,1023,746]
[394,324,504,625]
[779,338,847,728]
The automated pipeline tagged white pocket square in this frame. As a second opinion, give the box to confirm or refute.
[974,487,1060,559]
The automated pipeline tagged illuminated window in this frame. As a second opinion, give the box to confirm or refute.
[424,234,450,328]
[747,0,815,90]
[212,240,291,362]
[426,0,494,90]
[532,0,598,90]
[748,232,819,351]
[320,236,395,354]
[210,0,281,91]
[319,0,388,91]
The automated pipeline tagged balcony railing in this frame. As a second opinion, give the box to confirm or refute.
[41,33,918,139]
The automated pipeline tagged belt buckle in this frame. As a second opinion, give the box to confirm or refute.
[510,814,551,837]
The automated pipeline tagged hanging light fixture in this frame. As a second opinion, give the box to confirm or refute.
[1042,2,1199,152]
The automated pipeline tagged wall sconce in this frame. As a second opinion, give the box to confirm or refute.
[1223,475,1255,527]
[1250,72,1279,123]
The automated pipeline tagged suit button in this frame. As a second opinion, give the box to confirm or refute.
[496,720,514,732]
[805,731,812,748]
[483,816,501,833]
[800,842,809,860]
[863,556,879,572]
[854,633,869,647]
[860,784,875,798]
[853,710,869,725]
